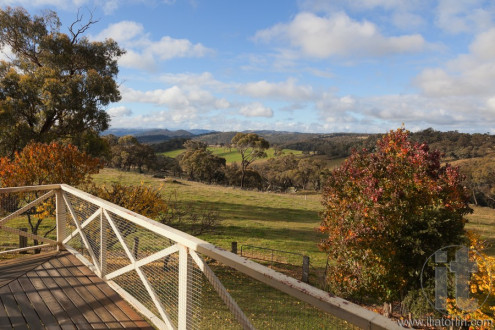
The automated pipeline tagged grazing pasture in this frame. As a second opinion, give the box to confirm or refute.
[160,146,302,164]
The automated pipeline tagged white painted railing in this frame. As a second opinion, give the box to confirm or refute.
[0,184,403,330]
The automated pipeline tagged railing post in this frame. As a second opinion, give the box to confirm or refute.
[231,241,237,254]
[302,255,310,284]
[100,208,107,278]
[178,244,191,330]
[55,190,66,251]
[19,228,27,254]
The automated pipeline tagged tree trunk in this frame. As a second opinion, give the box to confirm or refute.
[240,168,246,189]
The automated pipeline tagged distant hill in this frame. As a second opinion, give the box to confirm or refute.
[134,129,194,143]
[103,128,150,136]
[194,132,237,145]
[193,130,323,145]
[103,128,198,144]
[188,129,217,135]
[104,127,495,160]
[135,129,193,137]
[103,128,218,144]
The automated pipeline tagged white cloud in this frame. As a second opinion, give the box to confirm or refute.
[315,90,495,133]
[121,85,230,112]
[316,93,358,113]
[415,28,495,97]
[107,106,132,117]
[149,36,211,61]
[392,11,425,30]
[298,0,427,31]
[254,12,425,58]
[435,0,495,34]
[298,0,410,13]
[92,21,213,70]
[159,72,225,90]
[239,103,273,118]
[238,78,313,101]
[486,97,495,111]
[0,45,14,62]
[469,28,495,59]
[93,21,144,44]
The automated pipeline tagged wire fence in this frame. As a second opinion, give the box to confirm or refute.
[0,188,58,258]
[239,244,310,283]
[0,185,403,330]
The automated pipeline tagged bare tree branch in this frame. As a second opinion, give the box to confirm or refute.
[69,8,99,44]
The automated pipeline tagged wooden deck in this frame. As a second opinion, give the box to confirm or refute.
[0,251,153,329]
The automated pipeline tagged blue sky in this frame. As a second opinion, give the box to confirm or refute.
[2,0,495,133]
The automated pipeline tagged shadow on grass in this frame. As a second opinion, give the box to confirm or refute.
[176,200,321,224]
[208,224,322,242]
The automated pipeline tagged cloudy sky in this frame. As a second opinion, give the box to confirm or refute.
[3,0,495,133]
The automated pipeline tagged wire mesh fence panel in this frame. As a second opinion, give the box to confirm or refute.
[105,209,204,330]
[0,186,398,329]
[198,260,242,330]
[240,245,304,265]
[0,190,57,258]
[113,268,161,317]
[60,191,206,329]
[240,244,307,281]
[205,260,360,330]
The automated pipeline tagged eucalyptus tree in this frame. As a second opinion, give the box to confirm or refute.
[0,7,124,156]
[231,133,269,188]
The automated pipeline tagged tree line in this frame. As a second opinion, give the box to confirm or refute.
[102,132,331,192]
[281,128,495,160]
[102,130,495,205]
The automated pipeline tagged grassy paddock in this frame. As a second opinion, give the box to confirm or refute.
[466,205,495,256]
[159,146,302,164]
[93,168,495,261]
[93,168,327,266]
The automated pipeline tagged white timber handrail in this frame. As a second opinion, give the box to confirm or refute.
[0,184,404,330]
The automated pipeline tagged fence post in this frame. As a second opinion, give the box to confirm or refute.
[19,228,27,254]
[100,208,107,278]
[231,241,237,254]
[55,190,66,251]
[178,244,191,329]
[302,255,310,283]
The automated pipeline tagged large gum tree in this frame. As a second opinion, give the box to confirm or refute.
[0,7,124,157]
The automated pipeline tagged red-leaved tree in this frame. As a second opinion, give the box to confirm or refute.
[0,142,102,244]
[319,128,472,302]
[0,142,102,187]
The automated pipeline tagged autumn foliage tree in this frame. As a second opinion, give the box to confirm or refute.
[0,142,102,244]
[319,128,472,302]
[0,142,102,187]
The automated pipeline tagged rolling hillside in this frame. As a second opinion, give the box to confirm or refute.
[160,146,303,164]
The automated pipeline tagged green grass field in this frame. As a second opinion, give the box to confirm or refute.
[160,146,303,164]
[93,168,495,262]
[3,168,494,328]
[93,168,326,265]
[466,205,495,256]
[92,168,353,328]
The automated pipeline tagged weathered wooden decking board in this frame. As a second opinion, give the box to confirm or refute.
[0,251,153,329]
